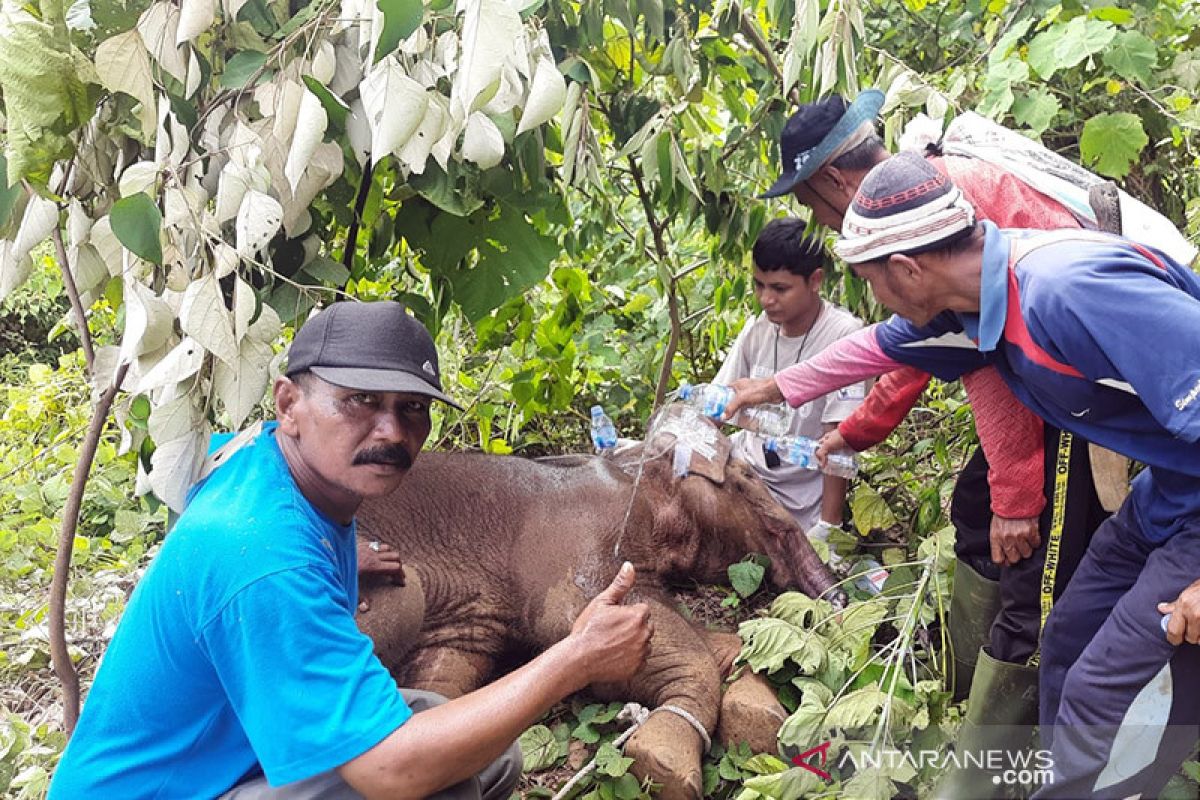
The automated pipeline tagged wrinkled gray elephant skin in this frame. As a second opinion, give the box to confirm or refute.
[356,409,838,799]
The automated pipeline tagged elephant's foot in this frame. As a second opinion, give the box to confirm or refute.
[625,711,705,800]
[717,671,787,754]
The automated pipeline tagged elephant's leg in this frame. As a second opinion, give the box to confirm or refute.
[700,629,744,680]
[597,600,721,800]
[718,671,787,755]
[397,640,498,699]
[356,568,426,672]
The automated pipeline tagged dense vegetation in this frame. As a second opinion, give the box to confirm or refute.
[1,0,1197,795]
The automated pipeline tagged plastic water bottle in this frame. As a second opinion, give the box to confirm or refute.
[853,558,889,595]
[589,405,618,452]
[677,382,795,437]
[764,435,858,478]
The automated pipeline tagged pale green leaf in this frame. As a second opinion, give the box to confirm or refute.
[1102,30,1157,84]
[11,194,57,263]
[176,0,214,44]
[1080,112,1148,178]
[93,29,154,136]
[978,56,1027,119]
[461,111,505,169]
[149,424,210,512]
[738,618,826,675]
[850,483,897,535]
[594,742,634,778]
[110,193,163,265]
[1172,50,1200,91]
[284,89,328,191]
[235,190,282,258]
[452,0,523,117]
[399,94,449,175]
[842,765,896,800]
[1026,17,1115,80]
[824,686,885,729]
[829,599,889,656]
[729,560,766,598]
[0,2,94,183]
[118,280,174,365]
[517,724,560,772]
[213,338,273,428]
[516,57,566,135]
[180,272,238,365]
[1011,90,1060,134]
[137,2,187,83]
[0,154,23,227]
[741,765,825,798]
[768,592,833,630]
[134,336,206,393]
[361,56,429,163]
[987,17,1033,66]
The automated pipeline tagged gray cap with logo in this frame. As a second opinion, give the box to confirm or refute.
[285,301,462,410]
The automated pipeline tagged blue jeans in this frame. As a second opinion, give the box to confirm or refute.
[1034,500,1200,798]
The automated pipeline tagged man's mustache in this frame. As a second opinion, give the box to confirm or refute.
[353,444,413,469]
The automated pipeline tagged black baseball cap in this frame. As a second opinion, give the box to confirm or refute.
[286,301,462,410]
[760,89,885,199]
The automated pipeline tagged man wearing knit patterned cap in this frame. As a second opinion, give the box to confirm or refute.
[757,91,1109,798]
[742,151,1200,799]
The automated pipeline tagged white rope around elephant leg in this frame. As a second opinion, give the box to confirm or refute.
[549,703,712,800]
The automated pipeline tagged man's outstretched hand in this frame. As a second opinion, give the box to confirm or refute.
[724,377,785,420]
[1159,579,1200,645]
[570,562,653,686]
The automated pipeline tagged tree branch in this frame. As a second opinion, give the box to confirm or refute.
[341,157,375,274]
[49,361,130,735]
[739,9,800,107]
[626,157,680,410]
[50,224,95,372]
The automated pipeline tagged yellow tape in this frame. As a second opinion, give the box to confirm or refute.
[1029,429,1072,667]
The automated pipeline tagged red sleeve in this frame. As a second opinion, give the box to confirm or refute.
[838,366,931,451]
[962,366,1046,519]
[930,156,1083,231]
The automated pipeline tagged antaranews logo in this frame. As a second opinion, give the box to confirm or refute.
[793,741,1055,789]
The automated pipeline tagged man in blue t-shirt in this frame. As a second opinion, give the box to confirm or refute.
[727,152,1200,798]
[50,301,653,799]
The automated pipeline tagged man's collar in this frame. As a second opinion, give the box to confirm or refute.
[958,221,1009,351]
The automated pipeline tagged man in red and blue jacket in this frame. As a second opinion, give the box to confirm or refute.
[735,152,1200,798]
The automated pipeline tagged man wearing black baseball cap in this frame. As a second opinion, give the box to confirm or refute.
[52,300,653,800]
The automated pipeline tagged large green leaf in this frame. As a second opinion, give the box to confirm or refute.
[374,0,423,62]
[1080,112,1148,178]
[0,3,94,185]
[442,206,558,322]
[850,483,897,535]
[1026,17,1116,80]
[1012,89,1060,134]
[729,559,766,598]
[1102,30,1157,85]
[220,51,269,89]
[516,724,560,772]
[110,192,163,265]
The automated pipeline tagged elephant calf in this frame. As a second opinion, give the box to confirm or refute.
[356,408,838,798]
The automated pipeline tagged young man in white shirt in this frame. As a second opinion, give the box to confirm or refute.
[714,217,868,542]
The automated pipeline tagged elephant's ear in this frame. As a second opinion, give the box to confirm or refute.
[613,403,732,484]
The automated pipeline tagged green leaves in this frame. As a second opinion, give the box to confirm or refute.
[1026,16,1115,80]
[220,51,268,89]
[0,1,94,185]
[1102,31,1157,85]
[1081,112,1148,178]
[518,724,560,772]
[729,555,768,598]
[374,0,424,62]
[109,193,163,265]
[850,483,897,536]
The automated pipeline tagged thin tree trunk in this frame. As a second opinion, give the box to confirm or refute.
[48,361,129,735]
